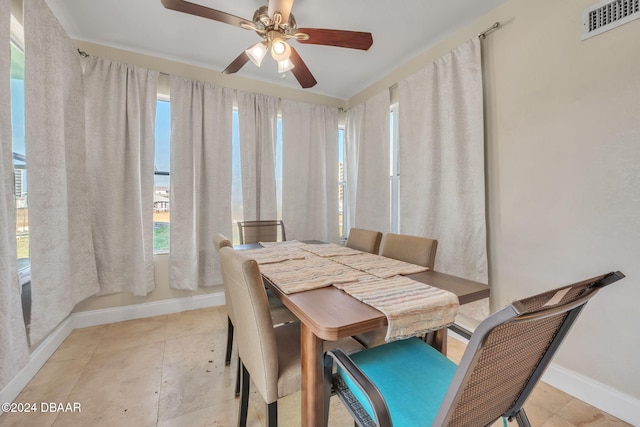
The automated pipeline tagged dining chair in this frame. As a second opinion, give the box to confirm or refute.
[324,271,625,427]
[378,232,438,269]
[346,228,383,254]
[219,247,364,427]
[237,219,286,244]
[354,232,439,349]
[212,233,297,397]
[212,233,235,366]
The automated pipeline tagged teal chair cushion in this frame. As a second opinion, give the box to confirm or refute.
[337,337,457,426]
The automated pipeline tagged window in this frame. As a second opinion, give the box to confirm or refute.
[338,128,346,241]
[390,104,400,233]
[153,99,170,252]
[231,110,284,244]
[11,33,29,286]
[231,110,243,243]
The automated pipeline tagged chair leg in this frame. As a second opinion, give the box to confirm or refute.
[513,409,532,427]
[235,355,241,397]
[322,354,334,427]
[237,363,250,427]
[266,402,277,427]
[225,316,234,365]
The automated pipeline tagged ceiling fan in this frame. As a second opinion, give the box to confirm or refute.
[161,0,373,88]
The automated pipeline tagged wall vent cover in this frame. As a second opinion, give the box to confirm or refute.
[582,0,640,39]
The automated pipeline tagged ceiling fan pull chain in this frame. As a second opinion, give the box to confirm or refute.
[273,12,282,30]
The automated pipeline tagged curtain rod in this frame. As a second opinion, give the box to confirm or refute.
[478,22,500,39]
[77,24,501,61]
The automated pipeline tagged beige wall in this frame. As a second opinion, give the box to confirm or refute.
[486,0,639,400]
[352,0,640,400]
[72,254,223,312]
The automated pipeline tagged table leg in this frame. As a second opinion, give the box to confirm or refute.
[300,322,324,427]
[433,327,448,354]
[425,327,448,354]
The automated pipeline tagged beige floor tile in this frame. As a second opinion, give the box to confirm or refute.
[158,333,236,421]
[446,334,467,363]
[521,403,556,427]
[165,307,226,341]
[527,382,575,415]
[157,399,262,427]
[14,357,84,403]
[48,325,107,365]
[5,308,631,427]
[556,399,633,426]
[539,415,577,427]
[57,341,165,427]
[0,406,59,427]
[93,315,168,356]
[327,395,358,427]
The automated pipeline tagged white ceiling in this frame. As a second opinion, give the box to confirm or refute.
[45,0,507,100]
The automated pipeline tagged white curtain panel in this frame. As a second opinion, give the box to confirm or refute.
[398,37,488,284]
[237,91,279,220]
[0,0,29,389]
[24,0,100,344]
[169,76,233,289]
[345,89,391,233]
[84,57,158,296]
[281,100,339,243]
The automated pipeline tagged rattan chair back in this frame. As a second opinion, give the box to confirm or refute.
[435,271,625,426]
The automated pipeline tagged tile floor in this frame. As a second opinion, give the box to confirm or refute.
[0,306,632,427]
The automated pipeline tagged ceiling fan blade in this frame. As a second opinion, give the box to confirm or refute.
[289,47,317,89]
[295,28,373,50]
[161,0,253,30]
[222,51,250,74]
[268,0,294,23]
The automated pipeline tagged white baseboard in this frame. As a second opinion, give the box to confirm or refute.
[0,316,75,409]
[0,292,225,408]
[542,363,640,426]
[70,292,225,329]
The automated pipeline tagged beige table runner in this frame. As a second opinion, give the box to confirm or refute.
[241,242,458,340]
[299,242,363,257]
[331,252,429,278]
[240,244,309,264]
[334,276,459,342]
[259,257,370,294]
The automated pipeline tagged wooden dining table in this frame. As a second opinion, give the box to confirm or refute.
[236,242,490,427]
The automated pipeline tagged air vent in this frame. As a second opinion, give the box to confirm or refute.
[582,0,640,39]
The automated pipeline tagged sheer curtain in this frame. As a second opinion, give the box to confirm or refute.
[0,0,29,388]
[398,37,487,286]
[84,57,158,296]
[345,90,391,233]
[169,76,233,289]
[237,91,279,220]
[24,0,100,344]
[281,100,339,243]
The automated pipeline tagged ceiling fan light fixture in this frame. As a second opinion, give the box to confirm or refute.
[270,38,291,61]
[277,58,295,73]
[245,41,267,66]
